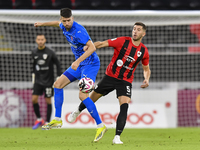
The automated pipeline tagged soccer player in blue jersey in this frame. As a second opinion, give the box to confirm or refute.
[34,8,106,142]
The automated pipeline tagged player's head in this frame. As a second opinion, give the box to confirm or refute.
[36,33,46,49]
[132,22,146,41]
[60,8,73,30]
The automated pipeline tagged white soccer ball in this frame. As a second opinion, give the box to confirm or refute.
[78,77,94,93]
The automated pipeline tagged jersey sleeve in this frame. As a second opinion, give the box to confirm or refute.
[142,48,149,66]
[76,28,91,45]
[51,51,62,76]
[107,37,125,48]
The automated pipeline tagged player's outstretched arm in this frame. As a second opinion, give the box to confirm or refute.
[94,40,109,49]
[141,64,151,88]
[34,21,60,27]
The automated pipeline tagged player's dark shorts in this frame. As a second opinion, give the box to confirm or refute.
[32,83,54,98]
[94,74,132,98]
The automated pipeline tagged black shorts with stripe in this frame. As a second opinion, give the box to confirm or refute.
[32,83,54,98]
[94,74,132,98]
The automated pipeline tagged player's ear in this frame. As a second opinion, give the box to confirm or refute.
[142,32,146,37]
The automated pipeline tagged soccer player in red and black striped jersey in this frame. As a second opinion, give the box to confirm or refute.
[68,22,151,144]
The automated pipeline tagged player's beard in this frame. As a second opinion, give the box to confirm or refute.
[133,35,143,41]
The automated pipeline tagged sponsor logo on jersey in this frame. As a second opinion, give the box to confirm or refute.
[37,60,45,65]
[116,59,123,67]
[124,55,135,63]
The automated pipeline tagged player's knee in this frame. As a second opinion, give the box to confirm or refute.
[79,92,89,101]
[32,96,38,103]
[53,80,62,89]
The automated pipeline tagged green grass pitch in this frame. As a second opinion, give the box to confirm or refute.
[1,128,200,150]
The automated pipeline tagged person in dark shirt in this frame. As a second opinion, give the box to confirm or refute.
[31,33,61,130]
[68,22,151,144]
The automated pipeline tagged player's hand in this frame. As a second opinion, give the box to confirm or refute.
[83,46,88,51]
[32,73,35,84]
[71,61,80,71]
[34,22,42,27]
[140,79,149,88]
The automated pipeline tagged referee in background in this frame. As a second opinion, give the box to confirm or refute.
[31,33,61,130]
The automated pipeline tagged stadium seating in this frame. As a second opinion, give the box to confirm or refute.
[54,0,72,9]
[130,0,152,10]
[35,0,52,9]
[0,0,13,9]
[74,0,92,9]
[189,0,200,10]
[0,0,200,10]
[90,0,112,10]
[150,0,171,10]
[169,0,191,10]
[15,0,32,9]
[110,0,131,10]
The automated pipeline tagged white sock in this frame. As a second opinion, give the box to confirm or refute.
[54,117,61,121]
[97,123,104,128]
[37,118,42,121]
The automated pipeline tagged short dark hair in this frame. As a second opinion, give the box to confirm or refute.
[60,8,72,18]
[134,22,146,31]
[36,33,45,36]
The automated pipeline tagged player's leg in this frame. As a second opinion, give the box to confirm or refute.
[32,83,44,129]
[68,75,114,123]
[42,67,80,129]
[113,80,132,144]
[44,87,54,125]
[78,63,108,142]
[67,91,102,123]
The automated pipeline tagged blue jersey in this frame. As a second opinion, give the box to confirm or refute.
[59,21,100,66]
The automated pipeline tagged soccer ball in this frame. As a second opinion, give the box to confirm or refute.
[78,77,94,93]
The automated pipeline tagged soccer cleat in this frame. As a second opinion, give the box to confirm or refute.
[42,119,62,130]
[67,109,81,123]
[32,119,44,130]
[112,135,123,144]
[94,125,107,142]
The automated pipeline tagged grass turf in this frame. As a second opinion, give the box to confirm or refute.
[0,128,200,150]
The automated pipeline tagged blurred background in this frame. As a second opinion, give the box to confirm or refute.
[0,0,200,129]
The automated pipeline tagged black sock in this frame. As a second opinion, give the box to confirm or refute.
[78,101,86,112]
[33,103,41,118]
[47,104,52,122]
[116,103,129,136]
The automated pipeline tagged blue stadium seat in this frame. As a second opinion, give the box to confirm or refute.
[130,0,152,10]
[0,0,12,9]
[54,0,72,9]
[74,0,92,9]
[15,0,32,9]
[110,0,131,10]
[35,0,52,9]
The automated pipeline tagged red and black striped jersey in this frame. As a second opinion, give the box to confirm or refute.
[106,36,149,83]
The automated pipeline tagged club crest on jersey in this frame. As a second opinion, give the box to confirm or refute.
[137,51,142,57]
[43,54,48,59]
